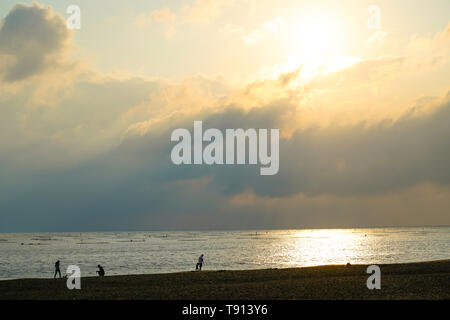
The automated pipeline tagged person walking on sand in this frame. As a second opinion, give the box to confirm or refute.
[96,264,105,277]
[54,260,61,278]
[196,254,204,271]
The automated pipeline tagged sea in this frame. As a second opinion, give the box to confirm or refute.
[0,227,449,280]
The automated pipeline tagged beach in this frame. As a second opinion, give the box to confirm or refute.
[1,260,448,300]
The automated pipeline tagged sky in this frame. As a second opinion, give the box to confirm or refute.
[0,0,449,232]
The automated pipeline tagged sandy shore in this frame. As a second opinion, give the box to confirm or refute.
[0,260,449,300]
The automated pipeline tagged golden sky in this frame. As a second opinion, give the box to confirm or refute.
[0,1,449,231]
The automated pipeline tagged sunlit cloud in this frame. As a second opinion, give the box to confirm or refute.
[365,30,389,44]
[136,7,177,38]
[136,0,237,37]
[242,17,283,45]
[182,0,235,24]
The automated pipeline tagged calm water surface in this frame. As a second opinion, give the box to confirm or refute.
[0,227,449,280]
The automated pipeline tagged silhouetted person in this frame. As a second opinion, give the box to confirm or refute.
[196,254,204,271]
[96,265,105,276]
[54,260,61,278]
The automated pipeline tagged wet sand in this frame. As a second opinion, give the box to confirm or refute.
[0,260,449,300]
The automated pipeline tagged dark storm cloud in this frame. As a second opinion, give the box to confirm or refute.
[1,94,450,232]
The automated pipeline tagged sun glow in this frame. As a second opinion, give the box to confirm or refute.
[290,8,345,55]
[274,9,355,82]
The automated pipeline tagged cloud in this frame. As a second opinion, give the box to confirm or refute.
[136,0,237,37]
[409,22,450,51]
[242,17,283,45]
[0,2,72,82]
[1,3,450,231]
[2,91,450,232]
[306,56,407,92]
[365,30,389,44]
[149,8,177,23]
[220,17,283,45]
[226,183,450,229]
[136,8,177,38]
[182,0,234,24]
[220,24,244,36]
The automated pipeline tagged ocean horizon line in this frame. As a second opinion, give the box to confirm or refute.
[1,224,449,234]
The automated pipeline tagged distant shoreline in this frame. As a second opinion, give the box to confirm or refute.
[1,259,449,300]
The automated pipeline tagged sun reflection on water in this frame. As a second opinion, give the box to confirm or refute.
[273,229,371,267]
[0,227,448,279]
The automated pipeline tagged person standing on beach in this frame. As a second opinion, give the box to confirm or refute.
[196,254,204,271]
[54,260,61,278]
